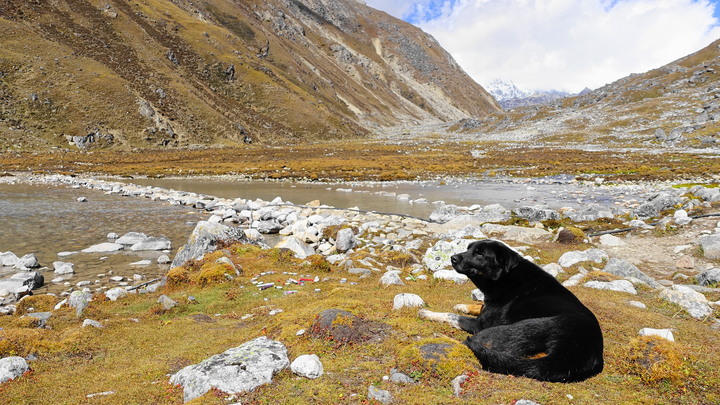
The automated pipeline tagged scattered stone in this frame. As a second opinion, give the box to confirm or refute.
[157,254,171,264]
[76,196,87,202]
[335,228,357,253]
[130,237,171,251]
[25,312,52,328]
[658,285,713,319]
[481,224,552,244]
[380,270,404,286]
[115,232,148,246]
[171,221,253,268]
[599,234,626,247]
[158,295,178,310]
[698,234,720,260]
[309,309,388,345]
[274,236,315,259]
[542,263,563,277]
[367,385,393,404]
[433,270,469,284]
[82,319,104,328]
[86,391,114,398]
[629,300,647,309]
[14,253,40,270]
[0,252,19,267]
[290,354,323,379]
[584,280,637,294]
[81,243,124,253]
[602,258,661,288]
[562,273,586,287]
[634,192,681,218]
[697,268,720,286]
[105,287,127,302]
[389,368,415,384]
[170,336,289,403]
[68,290,92,316]
[53,261,74,274]
[513,205,560,222]
[0,356,29,383]
[392,293,425,310]
[451,374,468,397]
[639,328,674,341]
[422,239,477,272]
[558,248,608,267]
[675,255,695,269]
[129,260,152,266]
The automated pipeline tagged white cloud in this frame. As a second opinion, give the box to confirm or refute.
[366,0,720,93]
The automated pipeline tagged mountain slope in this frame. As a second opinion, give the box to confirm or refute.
[0,0,500,150]
[466,38,720,150]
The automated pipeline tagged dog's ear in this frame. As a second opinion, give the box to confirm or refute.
[489,241,519,280]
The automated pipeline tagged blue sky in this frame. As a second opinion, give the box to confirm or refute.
[365,0,720,92]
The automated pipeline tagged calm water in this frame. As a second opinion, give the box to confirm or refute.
[0,176,646,295]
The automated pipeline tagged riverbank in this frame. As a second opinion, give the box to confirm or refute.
[0,171,719,404]
[3,139,720,182]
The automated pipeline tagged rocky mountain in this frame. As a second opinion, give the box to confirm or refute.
[464,39,720,150]
[0,0,500,150]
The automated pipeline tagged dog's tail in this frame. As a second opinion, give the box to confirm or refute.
[465,342,603,383]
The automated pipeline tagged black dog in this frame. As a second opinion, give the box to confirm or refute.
[419,239,603,382]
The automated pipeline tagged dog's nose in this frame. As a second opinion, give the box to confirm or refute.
[451,254,461,266]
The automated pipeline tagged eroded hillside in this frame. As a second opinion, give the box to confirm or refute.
[0,0,499,151]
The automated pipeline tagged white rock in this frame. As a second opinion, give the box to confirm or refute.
[542,263,563,277]
[130,237,171,251]
[0,252,19,267]
[380,270,404,286]
[115,232,148,246]
[629,300,647,309]
[82,243,124,253]
[274,236,315,259]
[170,336,289,403]
[639,328,674,341]
[422,239,478,272]
[433,270,468,284]
[0,356,29,383]
[584,280,637,294]
[290,354,323,379]
[392,293,426,310]
[599,234,626,247]
[157,254,171,264]
[82,319,104,328]
[105,287,128,301]
[53,261,75,274]
[561,273,586,287]
[129,260,152,266]
[658,285,713,319]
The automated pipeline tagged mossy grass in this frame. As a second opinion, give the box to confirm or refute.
[0,243,718,403]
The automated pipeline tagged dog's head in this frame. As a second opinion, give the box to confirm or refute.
[451,239,519,281]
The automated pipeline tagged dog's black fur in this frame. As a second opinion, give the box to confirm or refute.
[450,239,603,382]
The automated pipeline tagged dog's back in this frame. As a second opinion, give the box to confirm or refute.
[456,241,604,382]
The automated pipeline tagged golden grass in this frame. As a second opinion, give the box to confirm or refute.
[0,243,717,404]
[2,139,719,182]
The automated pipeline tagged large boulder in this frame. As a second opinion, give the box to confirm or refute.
[602,258,661,288]
[698,234,720,260]
[422,239,478,272]
[513,205,560,222]
[480,224,552,244]
[696,268,720,286]
[274,236,315,259]
[170,336,289,403]
[658,285,713,319]
[0,252,19,267]
[634,192,681,218]
[130,237,171,251]
[558,248,608,268]
[171,221,252,268]
[115,232,148,246]
[0,356,29,383]
[335,228,357,253]
[14,253,40,270]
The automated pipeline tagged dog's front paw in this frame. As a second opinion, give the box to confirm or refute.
[454,304,470,314]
